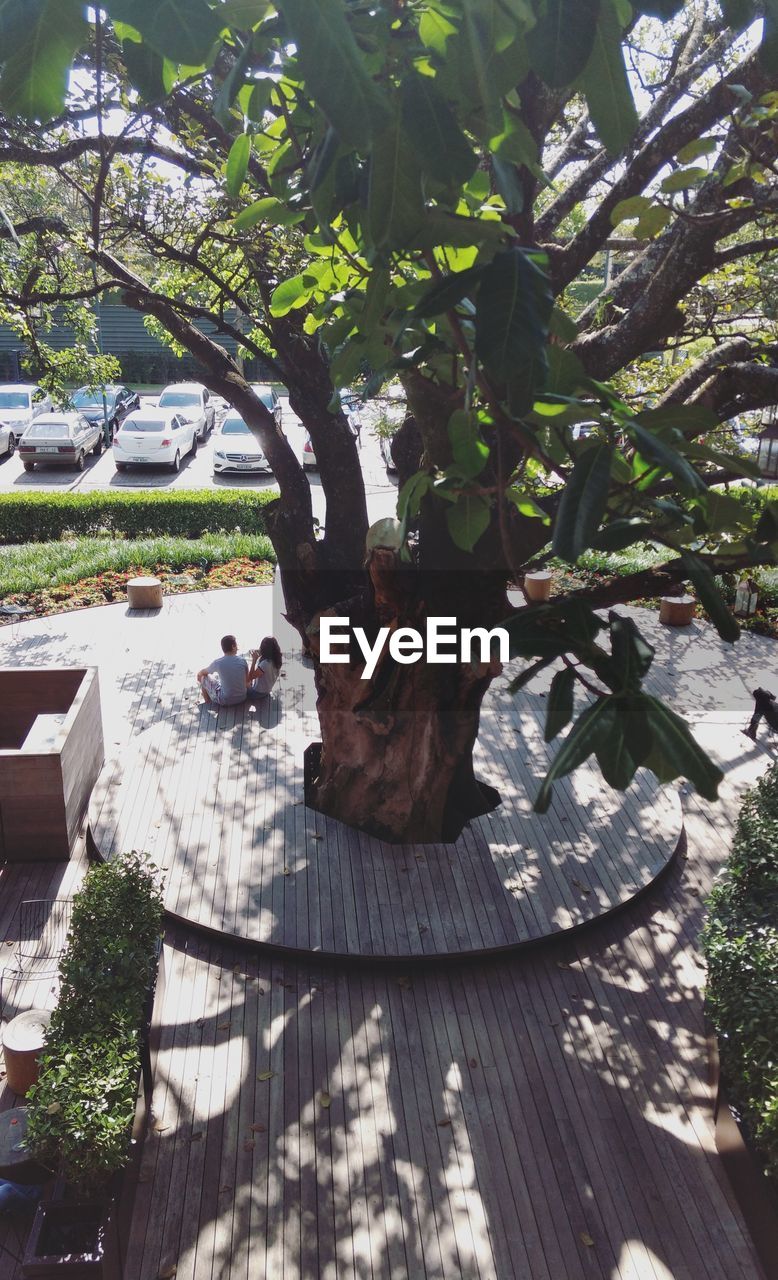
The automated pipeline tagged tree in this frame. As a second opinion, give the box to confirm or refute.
[0,0,776,843]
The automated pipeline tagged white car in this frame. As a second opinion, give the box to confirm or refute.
[0,383,52,454]
[113,408,197,472]
[213,412,272,475]
[18,412,103,471]
[156,382,215,441]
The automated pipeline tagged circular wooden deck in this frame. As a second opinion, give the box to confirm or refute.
[88,659,682,959]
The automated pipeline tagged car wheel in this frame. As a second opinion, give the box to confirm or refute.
[92,435,104,456]
[23,460,34,472]
[190,435,198,456]
[6,433,15,456]
[115,461,127,472]
[75,452,85,472]
[170,451,181,473]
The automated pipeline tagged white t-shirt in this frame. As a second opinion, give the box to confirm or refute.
[251,658,280,696]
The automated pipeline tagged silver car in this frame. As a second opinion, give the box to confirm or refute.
[0,383,52,455]
[19,412,104,471]
[157,382,215,442]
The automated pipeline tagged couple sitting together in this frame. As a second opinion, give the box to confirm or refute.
[197,634,282,706]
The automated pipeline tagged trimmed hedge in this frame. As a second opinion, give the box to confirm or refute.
[27,853,163,1196]
[0,488,277,545]
[701,762,778,1182]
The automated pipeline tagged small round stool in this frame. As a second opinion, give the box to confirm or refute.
[524,571,553,602]
[659,595,696,627]
[2,1009,51,1096]
[127,576,163,609]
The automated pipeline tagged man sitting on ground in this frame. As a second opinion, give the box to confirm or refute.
[197,634,257,706]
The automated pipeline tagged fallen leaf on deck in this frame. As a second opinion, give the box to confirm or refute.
[319,1091,331,1109]
[190,1132,203,1143]
[153,1123,170,1133]
[257,1070,275,1081]
[283,867,291,876]
[469,1057,478,1068]
[243,1140,256,1152]
[580,1232,595,1247]
[311,833,323,841]
[397,976,412,990]
[158,1266,177,1278]
[437,1117,452,1127]
[216,1022,231,1031]
[250,1122,266,1133]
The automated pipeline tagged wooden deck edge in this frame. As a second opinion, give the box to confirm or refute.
[87,820,686,967]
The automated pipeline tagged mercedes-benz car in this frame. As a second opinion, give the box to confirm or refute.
[212,411,272,475]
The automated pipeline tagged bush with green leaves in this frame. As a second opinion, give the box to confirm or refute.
[0,489,276,545]
[702,763,778,1182]
[27,853,163,1197]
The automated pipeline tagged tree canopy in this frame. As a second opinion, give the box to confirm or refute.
[0,0,776,840]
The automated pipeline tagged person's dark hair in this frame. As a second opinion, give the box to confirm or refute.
[221,635,237,654]
[259,635,282,668]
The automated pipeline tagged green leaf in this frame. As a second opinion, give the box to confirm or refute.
[552,442,614,562]
[579,1,638,155]
[270,270,323,317]
[492,155,524,214]
[635,404,719,435]
[607,613,654,693]
[634,206,671,239]
[642,696,723,800]
[545,666,575,742]
[219,0,273,28]
[234,197,304,229]
[412,266,485,319]
[527,0,600,87]
[0,0,87,121]
[610,195,652,225]
[225,133,251,198]
[214,35,256,125]
[445,494,491,552]
[397,471,432,522]
[501,599,604,661]
[630,424,707,494]
[104,0,221,64]
[474,247,554,386]
[535,697,614,813]
[121,36,165,101]
[660,166,708,193]
[679,550,740,643]
[276,0,390,148]
[591,519,654,552]
[677,137,717,164]
[505,489,549,521]
[368,118,425,250]
[401,73,478,187]
[447,411,490,480]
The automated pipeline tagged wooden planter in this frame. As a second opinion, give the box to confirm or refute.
[21,946,165,1279]
[0,667,104,861]
[707,1027,778,1280]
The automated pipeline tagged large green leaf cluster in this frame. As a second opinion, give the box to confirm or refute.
[26,853,163,1196]
[702,764,778,1182]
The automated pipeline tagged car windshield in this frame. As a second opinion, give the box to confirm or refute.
[27,422,69,438]
[158,391,200,408]
[221,416,252,436]
[0,391,30,409]
[251,388,274,411]
[72,389,115,410]
[123,418,166,433]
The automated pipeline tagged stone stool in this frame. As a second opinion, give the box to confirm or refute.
[127,576,163,609]
[2,1009,51,1096]
[659,595,696,626]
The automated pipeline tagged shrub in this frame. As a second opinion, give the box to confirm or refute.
[0,489,276,545]
[26,853,163,1196]
[701,763,778,1182]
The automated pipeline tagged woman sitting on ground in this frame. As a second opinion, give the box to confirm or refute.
[248,635,283,697]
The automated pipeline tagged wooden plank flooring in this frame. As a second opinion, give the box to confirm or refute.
[0,590,774,1278]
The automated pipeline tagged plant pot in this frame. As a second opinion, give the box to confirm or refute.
[524,571,552,602]
[22,1194,120,1279]
[659,594,696,626]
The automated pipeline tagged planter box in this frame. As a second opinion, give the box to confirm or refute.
[21,945,164,1279]
[707,1027,778,1280]
[0,668,104,861]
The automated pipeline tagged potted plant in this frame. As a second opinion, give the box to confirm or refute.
[21,852,163,1278]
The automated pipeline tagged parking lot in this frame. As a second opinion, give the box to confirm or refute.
[0,396,400,526]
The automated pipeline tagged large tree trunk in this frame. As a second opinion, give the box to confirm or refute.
[308,645,500,843]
